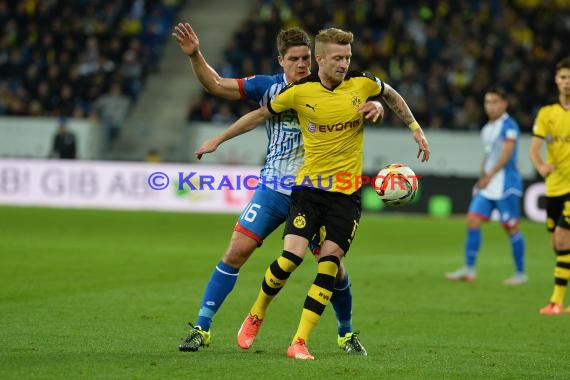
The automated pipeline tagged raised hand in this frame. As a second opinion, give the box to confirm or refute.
[172,22,200,57]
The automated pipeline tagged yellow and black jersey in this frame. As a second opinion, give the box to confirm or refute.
[533,101,570,196]
[268,71,384,194]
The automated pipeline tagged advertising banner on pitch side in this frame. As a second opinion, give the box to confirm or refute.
[0,159,259,212]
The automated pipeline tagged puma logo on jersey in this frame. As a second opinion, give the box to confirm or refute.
[305,103,317,111]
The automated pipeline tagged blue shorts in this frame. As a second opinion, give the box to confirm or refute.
[468,193,521,226]
[234,188,290,246]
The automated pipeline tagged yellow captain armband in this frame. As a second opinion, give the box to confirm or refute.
[408,121,420,131]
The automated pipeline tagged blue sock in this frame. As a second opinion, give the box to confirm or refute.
[195,261,239,331]
[465,228,481,268]
[510,232,525,273]
[330,272,352,337]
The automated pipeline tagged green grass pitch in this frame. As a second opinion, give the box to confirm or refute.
[1,206,569,379]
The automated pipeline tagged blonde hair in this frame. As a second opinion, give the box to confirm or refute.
[314,28,354,56]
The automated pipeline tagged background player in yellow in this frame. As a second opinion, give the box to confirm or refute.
[208,27,429,359]
[529,57,570,315]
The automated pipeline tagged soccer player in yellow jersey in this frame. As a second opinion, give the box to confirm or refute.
[177,24,383,354]
[529,57,570,315]
[203,27,430,359]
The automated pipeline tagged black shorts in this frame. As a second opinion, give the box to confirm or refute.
[546,192,570,232]
[283,187,361,254]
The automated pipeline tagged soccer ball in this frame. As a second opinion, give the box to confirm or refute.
[374,164,418,206]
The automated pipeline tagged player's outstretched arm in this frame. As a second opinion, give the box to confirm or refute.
[195,106,272,159]
[172,22,241,100]
[380,83,417,126]
[381,83,430,161]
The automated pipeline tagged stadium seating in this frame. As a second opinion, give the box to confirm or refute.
[186,0,569,131]
[1,1,568,133]
[0,0,183,118]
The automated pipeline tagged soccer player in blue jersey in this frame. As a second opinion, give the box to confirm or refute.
[172,23,382,353]
[446,87,527,285]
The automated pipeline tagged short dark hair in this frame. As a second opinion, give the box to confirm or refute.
[556,57,570,72]
[276,27,311,57]
[486,86,508,100]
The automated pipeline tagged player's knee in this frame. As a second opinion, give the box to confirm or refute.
[504,222,519,236]
[336,261,346,281]
[466,215,482,229]
[553,227,570,251]
[223,239,258,267]
[222,248,252,268]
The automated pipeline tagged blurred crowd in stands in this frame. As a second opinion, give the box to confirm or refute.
[187,0,569,131]
[1,0,568,133]
[0,0,182,138]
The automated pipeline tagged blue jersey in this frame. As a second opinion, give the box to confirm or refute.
[238,74,303,194]
[479,113,523,200]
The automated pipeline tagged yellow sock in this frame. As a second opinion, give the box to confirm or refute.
[551,285,567,305]
[293,309,320,344]
[550,250,570,305]
[250,251,302,318]
[291,256,339,345]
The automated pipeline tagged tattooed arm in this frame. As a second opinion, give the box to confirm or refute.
[381,83,431,162]
[381,83,416,125]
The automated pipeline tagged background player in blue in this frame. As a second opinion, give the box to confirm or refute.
[446,88,526,285]
[172,23,383,353]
